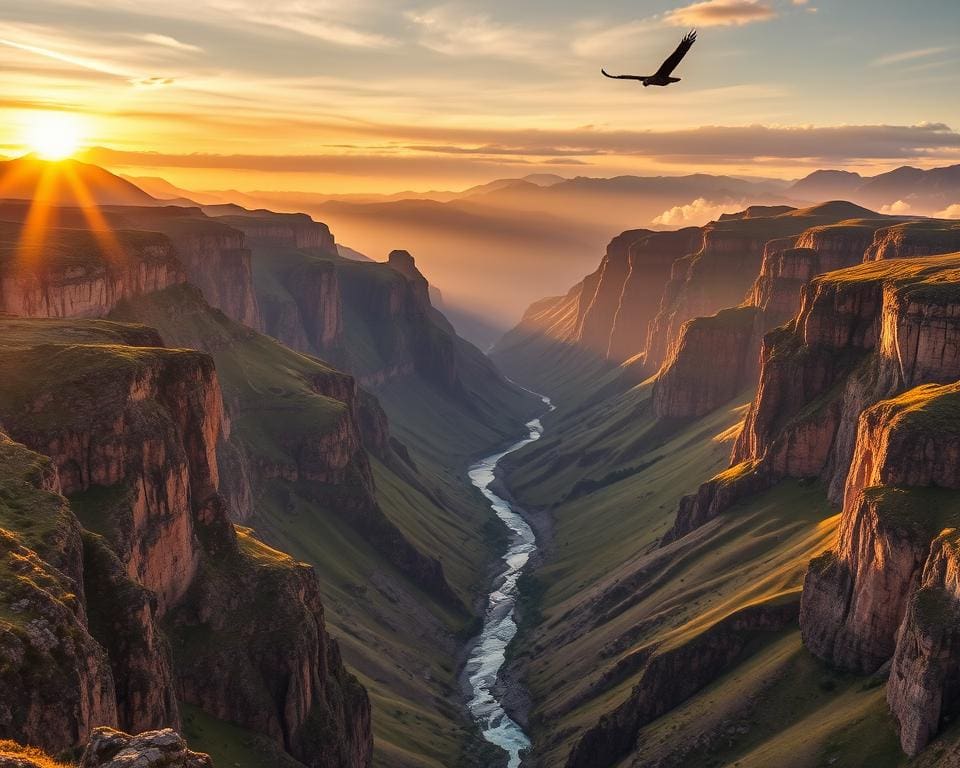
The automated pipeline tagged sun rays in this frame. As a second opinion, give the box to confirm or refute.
[0,126,124,269]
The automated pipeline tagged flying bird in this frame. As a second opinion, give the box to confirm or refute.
[602,30,697,87]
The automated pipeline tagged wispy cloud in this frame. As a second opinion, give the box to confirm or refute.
[664,0,777,27]
[139,33,202,53]
[407,5,551,61]
[0,35,127,77]
[871,46,949,67]
[79,122,960,173]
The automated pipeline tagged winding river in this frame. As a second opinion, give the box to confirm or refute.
[465,390,554,768]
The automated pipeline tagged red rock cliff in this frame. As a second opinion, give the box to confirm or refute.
[0,224,184,319]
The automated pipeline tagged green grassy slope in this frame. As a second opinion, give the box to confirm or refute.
[497,369,914,765]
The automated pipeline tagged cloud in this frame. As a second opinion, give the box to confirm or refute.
[879,199,911,214]
[935,203,960,219]
[871,46,949,67]
[130,76,176,88]
[139,33,202,53]
[653,197,745,226]
[572,21,659,60]
[47,0,397,49]
[79,122,960,177]
[0,35,128,77]
[407,6,550,60]
[664,0,777,27]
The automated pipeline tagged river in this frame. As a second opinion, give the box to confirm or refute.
[464,390,554,768]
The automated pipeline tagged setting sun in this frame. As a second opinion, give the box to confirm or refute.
[23,112,83,161]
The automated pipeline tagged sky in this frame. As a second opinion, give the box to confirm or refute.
[0,0,959,193]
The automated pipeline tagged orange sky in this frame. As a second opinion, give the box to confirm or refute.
[1,0,959,193]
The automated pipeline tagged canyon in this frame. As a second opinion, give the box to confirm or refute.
[0,164,538,768]
[4,154,960,768]
[494,200,960,766]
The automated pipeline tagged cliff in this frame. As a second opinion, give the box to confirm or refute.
[0,222,184,318]
[492,228,699,396]
[110,284,458,606]
[105,208,264,332]
[888,529,960,756]
[0,316,372,766]
[0,430,117,752]
[799,381,960,754]
[0,203,262,331]
[864,219,960,261]
[668,253,960,544]
[241,220,464,391]
[495,202,900,397]
[652,306,759,419]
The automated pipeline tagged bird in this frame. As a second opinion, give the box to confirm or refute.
[602,30,697,87]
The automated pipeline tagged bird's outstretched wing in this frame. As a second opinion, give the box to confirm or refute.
[601,69,648,81]
[653,29,696,78]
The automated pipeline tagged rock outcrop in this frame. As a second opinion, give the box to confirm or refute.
[799,381,960,753]
[110,284,457,607]
[80,727,212,768]
[606,229,702,363]
[888,530,960,756]
[0,317,373,766]
[865,220,960,262]
[642,224,773,372]
[671,252,960,544]
[0,204,262,331]
[652,306,760,419]
[0,432,117,753]
[0,223,185,319]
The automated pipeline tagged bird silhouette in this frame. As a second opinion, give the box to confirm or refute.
[602,30,697,87]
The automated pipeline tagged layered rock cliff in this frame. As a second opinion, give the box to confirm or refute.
[0,222,184,319]
[242,220,464,391]
[0,430,117,752]
[652,306,759,419]
[888,529,960,756]
[110,284,458,606]
[0,203,262,331]
[865,219,960,261]
[0,317,373,766]
[799,381,960,754]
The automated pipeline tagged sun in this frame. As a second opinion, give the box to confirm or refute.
[23,112,84,161]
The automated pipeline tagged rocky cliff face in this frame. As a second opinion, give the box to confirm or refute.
[799,381,960,754]
[171,523,373,768]
[215,211,337,252]
[888,530,960,757]
[0,431,117,753]
[0,317,373,766]
[652,306,759,419]
[671,252,960,547]
[109,284,458,607]
[0,223,185,319]
[865,220,960,261]
[607,229,702,363]
[642,225,772,373]
[0,342,221,613]
[0,205,262,332]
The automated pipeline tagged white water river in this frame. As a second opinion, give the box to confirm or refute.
[465,390,554,768]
